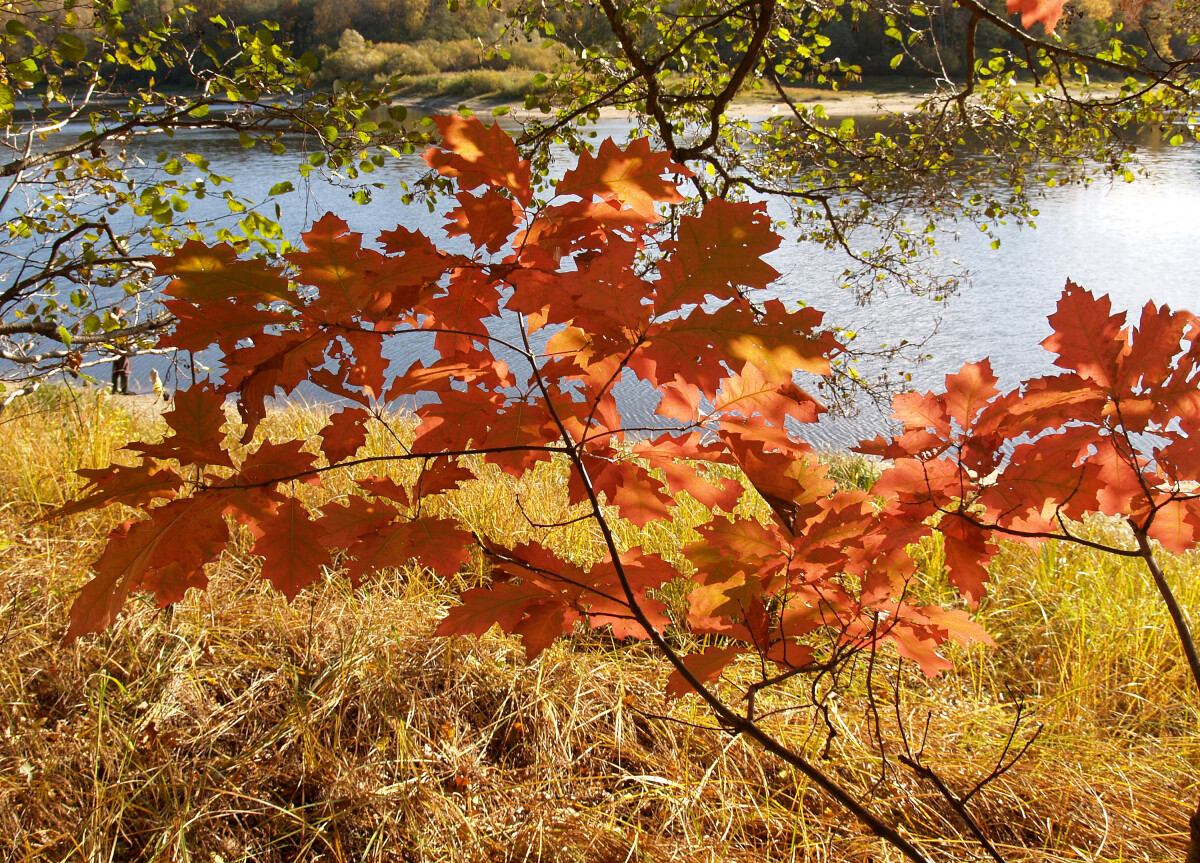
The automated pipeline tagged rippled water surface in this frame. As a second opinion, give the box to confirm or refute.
[12,116,1199,447]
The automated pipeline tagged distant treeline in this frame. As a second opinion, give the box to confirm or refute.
[17,0,1191,88]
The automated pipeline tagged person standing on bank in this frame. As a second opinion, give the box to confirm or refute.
[111,353,131,395]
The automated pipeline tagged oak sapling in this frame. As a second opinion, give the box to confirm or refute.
[54,115,1200,863]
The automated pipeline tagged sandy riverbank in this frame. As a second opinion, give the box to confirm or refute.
[414,85,932,124]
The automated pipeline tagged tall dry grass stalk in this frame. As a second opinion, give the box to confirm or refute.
[1,391,1196,861]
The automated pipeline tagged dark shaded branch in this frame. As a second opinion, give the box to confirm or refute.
[1133,526,1200,698]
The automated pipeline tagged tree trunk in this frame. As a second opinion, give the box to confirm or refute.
[1186,798,1200,863]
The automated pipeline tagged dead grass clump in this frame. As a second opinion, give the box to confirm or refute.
[1,391,1197,861]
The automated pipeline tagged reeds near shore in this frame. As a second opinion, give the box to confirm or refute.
[1,389,1196,862]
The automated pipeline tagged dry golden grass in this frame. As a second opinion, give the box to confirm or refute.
[1,389,1196,862]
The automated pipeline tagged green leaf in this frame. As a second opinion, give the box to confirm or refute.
[57,326,72,348]
[268,181,295,196]
[0,83,13,125]
[57,33,87,63]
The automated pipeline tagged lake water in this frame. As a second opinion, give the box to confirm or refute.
[9,115,1200,447]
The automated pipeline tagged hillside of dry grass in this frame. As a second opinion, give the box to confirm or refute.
[1,389,1196,861]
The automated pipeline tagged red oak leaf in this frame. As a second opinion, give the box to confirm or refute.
[126,385,233,467]
[1042,281,1128,390]
[665,646,743,698]
[319,406,373,466]
[153,240,296,306]
[315,496,400,549]
[655,200,781,313]
[556,137,690,220]
[446,189,522,254]
[346,517,472,584]
[45,462,181,521]
[424,114,532,205]
[252,497,332,599]
[1007,0,1066,33]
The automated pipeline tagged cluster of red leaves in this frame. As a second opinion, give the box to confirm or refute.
[59,116,1196,698]
[860,283,1200,602]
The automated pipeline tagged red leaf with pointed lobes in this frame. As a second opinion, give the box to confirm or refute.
[684,518,786,582]
[944,359,1001,430]
[424,115,532,205]
[1119,301,1195,393]
[719,431,833,532]
[65,520,158,642]
[399,518,473,576]
[153,240,296,306]
[43,462,181,521]
[446,189,522,254]
[855,428,949,461]
[940,517,995,608]
[632,431,730,464]
[384,358,499,403]
[975,373,1106,437]
[764,641,816,670]
[635,299,834,400]
[512,603,578,660]
[1147,359,1200,430]
[1042,281,1129,390]
[418,268,505,355]
[223,326,332,438]
[556,137,691,220]
[1158,431,1200,480]
[437,579,577,659]
[68,494,250,639]
[1146,499,1200,554]
[412,389,501,453]
[355,475,411,507]
[238,439,321,488]
[415,459,477,498]
[648,459,743,513]
[333,330,389,402]
[584,547,676,639]
[252,497,332,599]
[665,646,743,698]
[654,377,705,424]
[654,200,781,313]
[1091,441,1151,516]
[712,363,824,428]
[890,624,955,677]
[319,407,372,466]
[315,496,400,549]
[287,214,411,323]
[80,492,236,617]
[1006,0,1066,33]
[163,298,295,354]
[343,518,429,585]
[570,251,655,342]
[588,460,674,527]
[126,385,233,467]
[890,389,950,436]
[372,224,456,316]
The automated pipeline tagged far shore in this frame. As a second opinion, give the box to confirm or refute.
[411,86,931,124]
